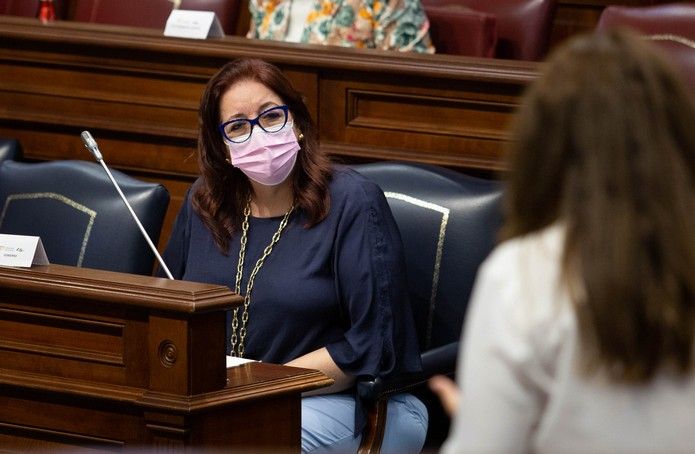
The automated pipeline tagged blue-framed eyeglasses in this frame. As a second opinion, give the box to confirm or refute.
[219,105,290,144]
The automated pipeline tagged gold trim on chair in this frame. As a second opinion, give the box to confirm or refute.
[0,192,97,267]
[384,192,449,350]
[645,34,695,49]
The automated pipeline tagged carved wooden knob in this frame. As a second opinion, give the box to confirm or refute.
[158,340,178,368]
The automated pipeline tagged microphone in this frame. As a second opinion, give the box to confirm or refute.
[80,131,174,280]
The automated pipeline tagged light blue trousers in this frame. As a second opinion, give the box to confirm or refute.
[301,393,428,454]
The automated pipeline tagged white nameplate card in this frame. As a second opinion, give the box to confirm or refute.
[164,10,225,40]
[226,355,257,369]
[0,234,49,267]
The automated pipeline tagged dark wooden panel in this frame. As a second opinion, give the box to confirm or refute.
[0,16,538,247]
[319,68,523,170]
[0,389,145,446]
[0,264,332,449]
[0,291,149,387]
[0,422,124,451]
[0,17,535,168]
[0,307,124,362]
[192,396,301,448]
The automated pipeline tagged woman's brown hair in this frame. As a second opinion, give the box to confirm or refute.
[194,58,332,253]
[504,29,695,382]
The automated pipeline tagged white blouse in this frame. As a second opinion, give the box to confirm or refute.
[443,224,695,453]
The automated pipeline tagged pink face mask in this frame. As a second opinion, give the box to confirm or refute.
[227,122,300,186]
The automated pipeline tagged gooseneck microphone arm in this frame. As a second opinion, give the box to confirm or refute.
[80,131,174,280]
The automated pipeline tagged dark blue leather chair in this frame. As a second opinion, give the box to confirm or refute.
[353,161,503,452]
[0,138,22,164]
[0,159,170,276]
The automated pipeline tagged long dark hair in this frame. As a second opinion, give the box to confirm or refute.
[194,58,332,253]
[504,29,695,382]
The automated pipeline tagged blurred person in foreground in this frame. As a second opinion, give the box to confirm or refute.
[429,28,695,453]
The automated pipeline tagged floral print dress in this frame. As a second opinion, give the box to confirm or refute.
[247,0,434,53]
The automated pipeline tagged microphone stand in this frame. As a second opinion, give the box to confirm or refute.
[81,131,174,280]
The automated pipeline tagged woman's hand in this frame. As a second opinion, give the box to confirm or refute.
[428,374,460,417]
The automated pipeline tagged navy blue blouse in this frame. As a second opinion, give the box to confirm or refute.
[160,167,421,385]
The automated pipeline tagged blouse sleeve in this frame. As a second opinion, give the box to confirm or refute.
[373,0,434,53]
[157,186,193,280]
[325,178,421,379]
[246,0,261,39]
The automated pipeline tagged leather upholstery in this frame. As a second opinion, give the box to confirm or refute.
[436,0,556,60]
[0,0,66,19]
[0,138,22,164]
[72,0,176,29]
[353,161,503,449]
[424,4,497,57]
[597,3,695,92]
[72,0,240,35]
[0,159,170,276]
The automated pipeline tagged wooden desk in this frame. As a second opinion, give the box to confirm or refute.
[0,16,537,246]
[0,1,672,175]
[0,264,332,450]
[0,16,538,170]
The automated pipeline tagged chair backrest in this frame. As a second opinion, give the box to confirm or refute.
[424,4,497,57]
[0,138,22,164]
[0,0,67,19]
[353,162,503,352]
[0,159,170,275]
[354,162,503,449]
[71,0,240,34]
[72,0,176,29]
[597,3,695,93]
[441,0,556,60]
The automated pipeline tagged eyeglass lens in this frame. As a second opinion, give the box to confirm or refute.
[223,106,288,143]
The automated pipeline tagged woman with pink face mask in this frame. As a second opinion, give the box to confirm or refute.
[159,58,427,453]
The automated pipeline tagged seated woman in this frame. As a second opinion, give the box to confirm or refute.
[430,29,695,452]
[246,0,434,53]
[159,58,427,453]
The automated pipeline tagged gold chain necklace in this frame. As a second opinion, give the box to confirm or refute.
[230,200,294,358]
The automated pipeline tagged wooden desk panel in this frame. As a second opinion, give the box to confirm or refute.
[319,67,525,169]
[0,17,537,248]
[0,17,534,167]
[0,264,331,450]
[0,364,308,450]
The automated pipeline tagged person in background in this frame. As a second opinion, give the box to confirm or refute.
[159,58,427,453]
[430,29,695,453]
[246,0,434,53]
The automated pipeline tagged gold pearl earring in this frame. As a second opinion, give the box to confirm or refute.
[298,132,304,141]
